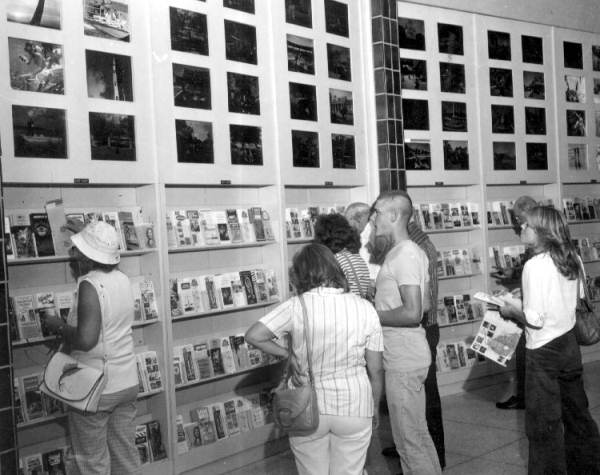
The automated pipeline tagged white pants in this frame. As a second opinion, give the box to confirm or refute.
[289,414,372,475]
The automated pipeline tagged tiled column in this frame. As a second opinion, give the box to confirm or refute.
[0,144,18,474]
[371,0,406,191]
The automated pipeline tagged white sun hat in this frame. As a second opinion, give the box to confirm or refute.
[71,221,121,265]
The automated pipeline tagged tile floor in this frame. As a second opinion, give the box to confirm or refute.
[226,360,600,474]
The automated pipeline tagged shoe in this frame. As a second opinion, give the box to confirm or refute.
[495,395,525,410]
[382,446,399,458]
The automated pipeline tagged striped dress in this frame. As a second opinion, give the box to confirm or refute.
[335,249,371,299]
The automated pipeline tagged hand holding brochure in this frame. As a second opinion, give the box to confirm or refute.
[470,310,523,367]
[473,290,523,310]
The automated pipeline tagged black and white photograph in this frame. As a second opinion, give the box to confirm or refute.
[593,45,600,71]
[404,141,432,170]
[491,105,514,134]
[230,124,262,165]
[400,58,427,90]
[327,44,351,81]
[523,71,545,99]
[398,17,425,50]
[563,41,583,69]
[225,20,257,64]
[9,38,64,94]
[521,35,543,64]
[566,109,586,136]
[223,0,255,14]
[567,143,587,170]
[329,89,353,125]
[170,7,208,55]
[285,0,311,28]
[324,0,348,37]
[525,107,546,135]
[12,105,67,158]
[292,130,319,167]
[443,140,469,170]
[331,134,355,169]
[289,82,317,121]
[439,62,465,94]
[595,78,600,104]
[86,50,133,101]
[489,68,513,97]
[173,64,211,109]
[175,119,213,164]
[493,141,516,170]
[288,35,315,75]
[227,72,260,115]
[438,23,463,55]
[488,30,511,60]
[89,112,135,161]
[596,110,600,137]
[83,0,129,41]
[402,99,429,130]
[441,101,467,132]
[526,142,548,170]
[564,75,585,103]
[7,0,60,30]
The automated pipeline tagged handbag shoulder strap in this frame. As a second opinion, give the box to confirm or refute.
[576,261,591,303]
[297,293,314,384]
[77,275,109,369]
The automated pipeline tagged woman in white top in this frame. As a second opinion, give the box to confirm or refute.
[499,206,600,474]
[41,221,141,475]
[246,243,384,475]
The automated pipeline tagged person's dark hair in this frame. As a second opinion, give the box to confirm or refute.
[290,243,349,294]
[313,213,361,254]
[524,206,579,279]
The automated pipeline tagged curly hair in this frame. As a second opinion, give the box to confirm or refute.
[313,213,361,254]
[289,243,349,294]
[524,206,580,279]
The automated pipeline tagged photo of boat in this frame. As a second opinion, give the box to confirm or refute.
[84,0,130,41]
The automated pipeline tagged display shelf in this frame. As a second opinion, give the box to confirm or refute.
[426,226,481,234]
[567,219,600,225]
[286,238,314,244]
[439,272,481,281]
[168,242,274,254]
[17,414,67,430]
[7,249,158,266]
[487,225,515,231]
[171,300,280,323]
[12,336,58,348]
[137,388,165,400]
[132,319,161,329]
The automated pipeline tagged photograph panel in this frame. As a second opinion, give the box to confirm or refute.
[289,82,317,121]
[492,141,516,170]
[401,58,427,90]
[523,71,545,100]
[225,20,257,65]
[491,105,514,134]
[402,99,429,130]
[324,0,348,37]
[292,130,319,167]
[173,63,211,109]
[563,41,583,69]
[83,0,130,41]
[230,124,263,165]
[329,89,353,125]
[331,134,355,169]
[405,141,431,170]
[525,107,546,135]
[566,109,586,136]
[12,105,67,158]
[7,0,61,30]
[398,17,425,50]
[175,119,214,163]
[289,35,315,75]
[489,67,513,97]
[526,142,548,170]
[9,38,64,94]
[564,75,585,103]
[86,50,133,101]
[227,72,260,115]
[439,62,465,94]
[223,0,255,14]
[488,30,511,60]
[441,101,467,132]
[443,140,469,170]
[170,7,208,55]
[285,0,312,28]
[89,112,135,161]
[327,43,351,81]
[438,23,463,55]
[567,143,587,170]
[521,35,543,64]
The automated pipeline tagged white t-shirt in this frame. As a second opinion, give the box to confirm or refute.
[359,222,381,280]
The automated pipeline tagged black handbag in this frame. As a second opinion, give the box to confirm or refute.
[272,293,319,437]
[574,265,600,346]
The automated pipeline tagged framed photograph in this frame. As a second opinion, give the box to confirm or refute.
[285,0,311,28]
[7,0,61,30]
[83,0,129,41]
[230,125,262,165]
[441,101,467,132]
[523,71,545,99]
[404,141,431,170]
[594,78,600,104]
[566,110,586,136]
[227,72,260,115]
[595,111,600,137]
[525,107,546,135]
[563,41,583,69]
[593,46,600,71]
[398,17,425,50]
[438,23,463,55]
[439,62,465,94]
[289,83,317,121]
[225,20,257,64]
[521,35,543,64]
[331,134,355,169]
[567,143,587,170]
[491,105,514,134]
[327,43,351,81]
[12,105,67,158]
[329,89,353,125]
[9,38,64,94]
[223,0,255,14]
[564,75,585,103]
[400,58,427,90]
[443,140,469,170]
[526,143,548,170]
[402,99,429,130]
[489,68,513,97]
[175,119,213,164]
[86,50,133,101]
[488,31,511,60]
[170,7,208,55]
[173,64,211,109]
[292,130,319,167]
[324,0,348,37]
[493,142,516,170]
[288,35,315,75]
[89,112,135,161]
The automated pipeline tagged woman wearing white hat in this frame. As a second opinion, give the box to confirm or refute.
[41,220,141,475]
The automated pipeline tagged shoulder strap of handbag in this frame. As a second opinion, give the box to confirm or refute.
[339,252,366,299]
[297,293,314,385]
[577,260,592,304]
